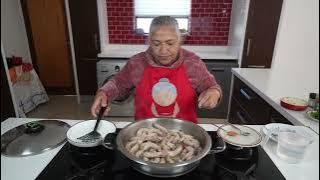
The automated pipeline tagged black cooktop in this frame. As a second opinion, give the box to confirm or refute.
[36,130,285,180]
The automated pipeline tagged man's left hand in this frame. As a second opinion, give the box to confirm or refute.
[198,88,221,109]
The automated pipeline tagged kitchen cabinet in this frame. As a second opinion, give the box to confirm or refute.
[229,76,293,125]
[69,0,100,95]
[1,55,15,121]
[229,98,257,124]
[269,109,292,125]
[196,60,238,118]
[21,0,75,94]
[241,0,283,68]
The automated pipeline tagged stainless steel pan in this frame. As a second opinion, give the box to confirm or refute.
[103,118,226,177]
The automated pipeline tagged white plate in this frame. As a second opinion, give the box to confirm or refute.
[67,120,116,147]
[306,110,319,122]
[261,123,294,142]
[217,124,262,147]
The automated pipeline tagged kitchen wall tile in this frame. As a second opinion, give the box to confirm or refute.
[106,0,232,45]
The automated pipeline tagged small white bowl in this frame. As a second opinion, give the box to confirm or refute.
[67,120,116,147]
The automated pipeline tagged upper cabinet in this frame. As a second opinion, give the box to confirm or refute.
[241,0,283,68]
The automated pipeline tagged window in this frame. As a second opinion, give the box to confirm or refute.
[134,0,191,34]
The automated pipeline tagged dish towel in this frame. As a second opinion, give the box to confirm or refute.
[10,65,49,117]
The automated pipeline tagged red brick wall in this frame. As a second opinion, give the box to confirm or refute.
[106,0,232,45]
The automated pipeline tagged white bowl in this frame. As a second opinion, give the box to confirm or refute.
[67,120,116,147]
[261,123,294,142]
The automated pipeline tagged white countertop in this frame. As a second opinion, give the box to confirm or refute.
[232,68,319,134]
[98,45,238,60]
[1,118,319,180]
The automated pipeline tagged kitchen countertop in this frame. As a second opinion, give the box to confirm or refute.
[98,45,238,60]
[1,118,319,180]
[232,68,319,134]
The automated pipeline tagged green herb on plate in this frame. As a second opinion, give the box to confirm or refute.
[310,111,319,120]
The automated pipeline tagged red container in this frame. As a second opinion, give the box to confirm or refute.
[280,97,308,111]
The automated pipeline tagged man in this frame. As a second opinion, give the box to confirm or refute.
[91,16,221,123]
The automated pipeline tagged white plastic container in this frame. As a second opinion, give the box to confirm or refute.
[276,131,314,163]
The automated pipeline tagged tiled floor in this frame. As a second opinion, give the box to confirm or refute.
[27,95,227,124]
[26,95,94,120]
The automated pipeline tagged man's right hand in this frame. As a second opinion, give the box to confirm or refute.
[90,90,110,117]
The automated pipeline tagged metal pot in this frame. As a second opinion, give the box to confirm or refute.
[103,118,226,177]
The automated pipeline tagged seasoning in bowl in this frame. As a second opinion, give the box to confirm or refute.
[227,130,238,136]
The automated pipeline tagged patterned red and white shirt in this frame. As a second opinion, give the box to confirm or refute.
[100,48,222,102]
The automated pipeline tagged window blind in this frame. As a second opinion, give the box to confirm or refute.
[134,0,191,17]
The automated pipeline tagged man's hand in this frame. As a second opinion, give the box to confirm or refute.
[198,88,221,109]
[90,90,110,117]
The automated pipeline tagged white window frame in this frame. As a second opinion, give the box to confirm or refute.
[135,17,190,35]
[134,0,191,35]
[97,0,235,59]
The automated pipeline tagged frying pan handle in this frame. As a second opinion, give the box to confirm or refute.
[102,132,117,150]
[208,137,226,154]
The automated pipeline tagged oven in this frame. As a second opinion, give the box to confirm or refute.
[96,59,134,117]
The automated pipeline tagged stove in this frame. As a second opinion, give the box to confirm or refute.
[36,130,285,180]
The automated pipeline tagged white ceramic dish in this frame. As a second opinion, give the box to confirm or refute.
[67,120,116,147]
[280,97,308,111]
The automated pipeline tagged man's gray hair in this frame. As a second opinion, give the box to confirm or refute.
[149,16,181,38]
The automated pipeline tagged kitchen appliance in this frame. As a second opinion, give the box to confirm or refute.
[96,59,134,117]
[106,118,225,177]
[36,130,285,180]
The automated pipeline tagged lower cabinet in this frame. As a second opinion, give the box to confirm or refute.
[229,76,293,125]
[229,98,257,124]
[196,60,238,118]
[269,109,293,125]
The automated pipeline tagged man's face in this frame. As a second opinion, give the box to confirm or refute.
[149,26,181,66]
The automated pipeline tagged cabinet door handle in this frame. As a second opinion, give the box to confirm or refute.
[236,111,247,124]
[81,58,97,61]
[248,65,266,68]
[246,38,252,56]
[240,88,254,100]
[210,68,225,72]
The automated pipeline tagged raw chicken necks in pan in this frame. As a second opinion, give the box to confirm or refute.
[125,123,202,164]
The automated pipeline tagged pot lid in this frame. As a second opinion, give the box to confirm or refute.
[1,120,70,157]
[217,124,262,147]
